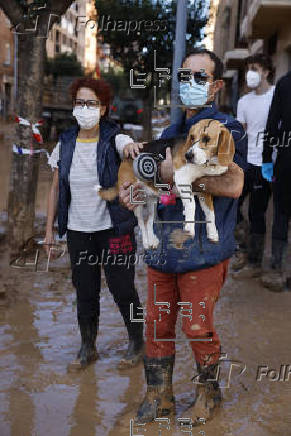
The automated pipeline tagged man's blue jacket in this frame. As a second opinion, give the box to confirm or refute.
[145,103,248,273]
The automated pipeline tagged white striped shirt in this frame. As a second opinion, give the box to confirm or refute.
[48,134,133,232]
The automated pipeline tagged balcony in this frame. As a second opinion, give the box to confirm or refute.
[241,0,291,39]
[224,48,249,69]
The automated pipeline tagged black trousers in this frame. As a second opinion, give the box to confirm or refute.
[67,229,142,337]
[237,164,272,235]
[272,186,290,242]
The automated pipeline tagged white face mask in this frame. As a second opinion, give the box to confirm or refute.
[72,106,100,129]
[246,70,261,88]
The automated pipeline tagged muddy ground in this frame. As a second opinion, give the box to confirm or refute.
[0,121,291,436]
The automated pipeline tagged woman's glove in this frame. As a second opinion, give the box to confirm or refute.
[261,163,273,182]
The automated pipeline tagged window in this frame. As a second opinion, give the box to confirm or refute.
[63,34,66,45]
[56,30,60,42]
[268,33,278,57]
[68,22,73,34]
[4,43,11,65]
[61,17,67,29]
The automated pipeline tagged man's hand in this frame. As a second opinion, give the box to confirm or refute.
[123,142,144,159]
[192,162,244,198]
[119,181,146,210]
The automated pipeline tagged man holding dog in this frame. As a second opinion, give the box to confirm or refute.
[120,49,247,425]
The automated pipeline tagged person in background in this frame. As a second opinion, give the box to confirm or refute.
[120,49,247,425]
[261,70,291,292]
[45,77,144,370]
[234,54,275,276]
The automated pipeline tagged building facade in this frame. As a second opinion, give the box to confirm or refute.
[240,0,291,80]
[0,10,15,118]
[46,0,98,75]
[203,0,219,51]
[213,0,291,114]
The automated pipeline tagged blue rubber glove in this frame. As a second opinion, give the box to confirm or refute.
[261,163,273,182]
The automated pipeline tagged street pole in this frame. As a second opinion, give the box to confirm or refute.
[14,31,18,108]
[170,0,187,125]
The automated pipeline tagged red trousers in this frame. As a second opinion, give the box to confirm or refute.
[145,260,229,365]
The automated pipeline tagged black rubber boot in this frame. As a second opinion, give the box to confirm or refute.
[118,291,144,369]
[68,316,99,370]
[184,362,221,425]
[262,239,287,292]
[118,321,144,369]
[271,239,287,270]
[135,355,175,424]
[248,233,265,266]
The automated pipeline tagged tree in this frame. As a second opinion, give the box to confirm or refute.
[45,52,84,78]
[0,0,74,262]
[101,67,130,98]
[95,0,208,138]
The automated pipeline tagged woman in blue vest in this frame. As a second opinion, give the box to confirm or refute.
[44,77,144,370]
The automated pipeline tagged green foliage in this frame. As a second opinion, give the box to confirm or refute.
[45,52,84,78]
[95,0,209,78]
[101,68,130,97]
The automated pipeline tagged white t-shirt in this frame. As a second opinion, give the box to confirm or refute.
[237,86,275,166]
[48,134,133,232]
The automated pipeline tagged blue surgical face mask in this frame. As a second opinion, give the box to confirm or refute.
[179,77,210,107]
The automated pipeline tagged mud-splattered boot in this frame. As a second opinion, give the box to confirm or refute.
[231,249,248,272]
[233,234,264,279]
[68,316,99,370]
[183,362,221,425]
[261,239,287,292]
[135,355,175,423]
[118,321,144,369]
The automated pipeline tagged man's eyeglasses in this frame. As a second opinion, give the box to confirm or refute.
[74,99,101,109]
[177,70,209,85]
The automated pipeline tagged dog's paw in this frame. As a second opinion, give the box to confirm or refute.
[184,223,195,238]
[142,238,149,250]
[148,234,160,249]
[207,227,219,243]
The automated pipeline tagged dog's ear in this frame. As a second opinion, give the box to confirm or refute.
[217,127,235,166]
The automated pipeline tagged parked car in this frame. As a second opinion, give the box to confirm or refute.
[109,97,144,127]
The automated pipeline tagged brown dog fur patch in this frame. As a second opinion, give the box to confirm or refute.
[99,119,234,203]
[200,193,214,211]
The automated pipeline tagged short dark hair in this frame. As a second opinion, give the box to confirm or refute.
[182,48,224,80]
[245,53,274,83]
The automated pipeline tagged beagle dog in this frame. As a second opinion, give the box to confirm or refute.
[99,119,235,249]
[173,119,235,243]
